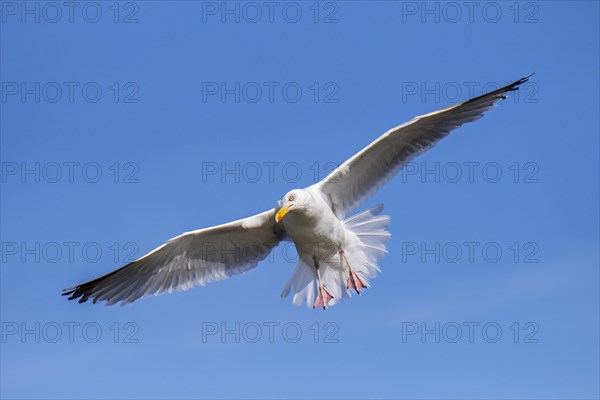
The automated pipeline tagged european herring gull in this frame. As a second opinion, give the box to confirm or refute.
[63,74,532,309]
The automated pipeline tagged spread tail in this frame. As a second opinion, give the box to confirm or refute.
[281,204,391,308]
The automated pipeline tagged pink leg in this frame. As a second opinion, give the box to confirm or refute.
[312,256,333,309]
[313,283,334,309]
[347,269,368,294]
[341,250,368,294]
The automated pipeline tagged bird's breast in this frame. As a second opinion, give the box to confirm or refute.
[283,207,345,262]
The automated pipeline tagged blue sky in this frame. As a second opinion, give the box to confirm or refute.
[1,1,598,399]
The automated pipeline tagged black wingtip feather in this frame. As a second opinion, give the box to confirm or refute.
[61,262,132,304]
[463,73,534,105]
[508,73,534,90]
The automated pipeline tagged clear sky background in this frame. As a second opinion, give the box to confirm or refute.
[1,1,598,399]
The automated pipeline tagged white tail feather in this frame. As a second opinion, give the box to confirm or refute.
[281,204,391,308]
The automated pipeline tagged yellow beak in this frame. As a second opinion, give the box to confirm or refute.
[275,204,293,223]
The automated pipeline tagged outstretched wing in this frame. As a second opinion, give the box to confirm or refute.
[63,209,286,306]
[313,74,532,218]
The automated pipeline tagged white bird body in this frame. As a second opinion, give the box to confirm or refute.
[277,187,390,307]
[64,74,532,308]
[281,188,345,259]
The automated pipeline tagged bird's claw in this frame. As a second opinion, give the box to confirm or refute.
[347,270,368,294]
[313,284,334,309]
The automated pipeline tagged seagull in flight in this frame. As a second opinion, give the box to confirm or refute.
[64,74,532,309]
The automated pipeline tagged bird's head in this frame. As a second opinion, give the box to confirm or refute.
[275,189,310,223]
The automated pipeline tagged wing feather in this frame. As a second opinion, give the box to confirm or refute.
[313,74,533,217]
[63,209,286,306]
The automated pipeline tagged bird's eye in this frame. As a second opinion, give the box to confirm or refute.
[288,195,295,201]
